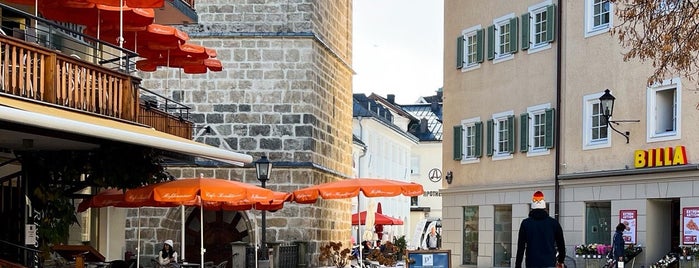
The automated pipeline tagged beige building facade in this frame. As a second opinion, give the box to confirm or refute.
[443,0,699,267]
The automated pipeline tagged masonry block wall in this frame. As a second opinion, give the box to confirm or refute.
[130,1,354,266]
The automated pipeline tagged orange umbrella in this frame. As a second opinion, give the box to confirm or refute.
[292,178,424,204]
[125,177,275,203]
[84,23,189,52]
[352,211,404,226]
[86,0,163,8]
[39,1,154,28]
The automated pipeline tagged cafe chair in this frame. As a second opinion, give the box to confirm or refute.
[203,261,214,268]
[215,261,227,268]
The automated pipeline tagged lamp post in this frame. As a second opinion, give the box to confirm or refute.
[598,89,638,143]
[255,156,273,253]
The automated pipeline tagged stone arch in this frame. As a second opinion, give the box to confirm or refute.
[183,207,254,267]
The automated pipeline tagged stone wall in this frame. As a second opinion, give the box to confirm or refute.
[131,0,354,266]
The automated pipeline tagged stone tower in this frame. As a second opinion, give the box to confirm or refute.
[132,0,355,266]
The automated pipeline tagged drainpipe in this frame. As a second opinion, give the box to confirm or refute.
[554,0,563,221]
[356,117,367,252]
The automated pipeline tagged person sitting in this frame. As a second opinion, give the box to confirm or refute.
[156,240,180,268]
[361,240,372,259]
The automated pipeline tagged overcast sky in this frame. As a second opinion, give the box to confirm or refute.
[352,0,444,105]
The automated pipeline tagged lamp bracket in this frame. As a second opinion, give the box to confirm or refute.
[605,118,639,144]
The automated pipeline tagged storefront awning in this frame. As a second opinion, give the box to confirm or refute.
[0,96,252,165]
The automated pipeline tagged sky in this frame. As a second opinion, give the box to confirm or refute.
[352,0,444,105]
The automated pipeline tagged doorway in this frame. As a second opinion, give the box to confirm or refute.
[646,198,680,262]
[185,208,252,268]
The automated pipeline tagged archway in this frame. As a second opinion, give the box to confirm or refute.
[184,208,252,267]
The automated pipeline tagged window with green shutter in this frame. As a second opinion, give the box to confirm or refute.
[523,3,556,52]
[460,26,485,69]
[456,36,464,69]
[490,14,518,62]
[453,125,463,160]
[462,119,483,160]
[524,104,555,154]
[490,111,515,158]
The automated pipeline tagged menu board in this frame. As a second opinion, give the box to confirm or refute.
[620,210,637,244]
[683,207,699,244]
[407,250,451,268]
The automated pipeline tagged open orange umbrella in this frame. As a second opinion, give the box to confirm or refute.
[84,23,189,52]
[292,178,424,204]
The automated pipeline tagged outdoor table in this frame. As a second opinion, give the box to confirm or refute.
[179,262,200,268]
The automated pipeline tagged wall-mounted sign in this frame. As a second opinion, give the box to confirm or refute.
[620,210,637,244]
[428,168,442,183]
[683,207,699,245]
[634,146,687,168]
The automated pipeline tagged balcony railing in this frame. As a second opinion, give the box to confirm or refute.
[0,3,193,139]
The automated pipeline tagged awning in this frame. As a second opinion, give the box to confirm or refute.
[0,96,252,165]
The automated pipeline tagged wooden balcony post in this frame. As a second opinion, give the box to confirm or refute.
[43,53,57,104]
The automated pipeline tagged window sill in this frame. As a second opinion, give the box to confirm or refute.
[492,153,513,161]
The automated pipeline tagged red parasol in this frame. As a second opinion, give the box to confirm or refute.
[351,210,404,226]
[84,23,189,52]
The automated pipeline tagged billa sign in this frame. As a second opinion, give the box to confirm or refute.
[634,146,687,168]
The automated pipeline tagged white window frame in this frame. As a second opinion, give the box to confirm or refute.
[583,92,611,150]
[493,13,515,63]
[647,77,682,142]
[461,25,482,72]
[527,0,553,54]
[584,0,613,38]
[461,117,481,164]
[527,103,552,156]
[492,111,514,160]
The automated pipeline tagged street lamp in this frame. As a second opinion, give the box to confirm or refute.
[598,89,638,143]
[255,156,272,253]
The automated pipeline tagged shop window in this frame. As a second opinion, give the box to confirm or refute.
[586,202,611,245]
[494,205,512,267]
[463,206,479,265]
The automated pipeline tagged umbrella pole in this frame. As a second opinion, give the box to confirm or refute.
[200,203,204,268]
[181,205,185,261]
[356,195,361,261]
[106,208,111,259]
[136,208,141,268]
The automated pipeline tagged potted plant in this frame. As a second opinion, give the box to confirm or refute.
[393,235,407,260]
[318,242,352,268]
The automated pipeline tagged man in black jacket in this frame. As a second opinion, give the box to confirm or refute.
[515,191,566,268]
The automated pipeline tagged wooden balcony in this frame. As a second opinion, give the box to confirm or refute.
[0,33,193,139]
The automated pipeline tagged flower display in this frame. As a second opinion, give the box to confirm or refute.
[649,252,678,268]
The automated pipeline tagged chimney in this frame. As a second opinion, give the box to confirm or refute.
[387,94,396,104]
[420,118,428,133]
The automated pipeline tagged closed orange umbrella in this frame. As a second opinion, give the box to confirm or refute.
[292,178,424,204]
[39,1,154,28]
[84,23,189,51]
[86,0,163,8]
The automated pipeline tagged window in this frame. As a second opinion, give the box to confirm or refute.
[647,77,681,142]
[520,104,555,155]
[487,111,515,159]
[583,92,610,150]
[411,196,418,206]
[457,25,484,70]
[463,206,479,265]
[585,0,612,37]
[487,14,518,63]
[586,202,611,244]
[457,118,482,162]
[494,205,512,267]
[522,1,555,53]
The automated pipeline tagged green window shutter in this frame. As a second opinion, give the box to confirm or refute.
[545,108,556,148]
[486,119,494,156]
[520,113,529,152]
[487,25,495,60]
[456,36,464,69]
[507,115,515,153]
[453,125,463,160]
[476,29,484,63]
[521,13,530,50]
[509,17,518,54]
[475,121,483,158]
[546,4,556,43]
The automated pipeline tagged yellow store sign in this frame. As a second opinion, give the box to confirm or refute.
[634,146,688,168]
